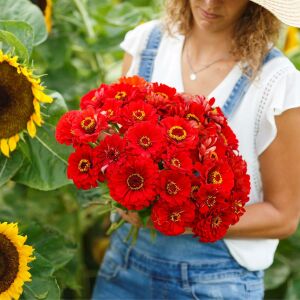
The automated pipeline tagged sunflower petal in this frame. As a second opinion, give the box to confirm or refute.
[27,119,36,138]
[0,139,10,157]
[8,136,17,152]
[32,112,42,126]
[32,86,53,103]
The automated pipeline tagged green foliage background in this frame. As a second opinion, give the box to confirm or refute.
[0,0,300,299]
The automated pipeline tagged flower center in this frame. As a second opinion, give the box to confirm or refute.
[208,170,223,184]
[78,159,91,173]
[233,200,243,214]
[139,136,152,149]
[206,195,216,208]
[115,91,127,100]
[191,185,200,200]
[127,173,144,190]
[0,234,19,294]
[132,110,145,121]
[186,113,200,123]
[106,109,114,117]
[171,158,181,168]
[166,181,180,195]
[106,149,120,161]
[80,117,96,134]
[155,92,168,99]
[168,126,187,142]
[0,62,34,139]
[212,216,222,228]
[169,211,183,222]
[210,152,218,160]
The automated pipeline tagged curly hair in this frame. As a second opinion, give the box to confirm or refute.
[163,1,281,78]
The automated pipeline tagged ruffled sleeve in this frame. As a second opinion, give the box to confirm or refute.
[120,19,160,56]
[256,66,300,156]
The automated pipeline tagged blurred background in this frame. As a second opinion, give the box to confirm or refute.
[0,0,300,299]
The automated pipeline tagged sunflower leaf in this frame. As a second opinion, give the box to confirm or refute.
[0,150,24,187]
[0,20,34,57]
[0,0,47,45]
[0,29,29,62]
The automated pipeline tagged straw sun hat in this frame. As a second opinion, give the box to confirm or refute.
[251,0,300,27]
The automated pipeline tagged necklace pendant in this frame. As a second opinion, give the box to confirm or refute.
[190,73,197,81]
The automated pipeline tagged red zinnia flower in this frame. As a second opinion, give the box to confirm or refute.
[185,102,206,128]
[55,110,80,146]
[95,134,126,171]
[107,157,159,210]
[151,199,195,235]
[99,99,122,123]
[159,170,191,205]
[228,191,247,224]
[193,207,234,242]
[67,145,102,190]
[119,75,148,89]
[72,107,108,144]
[80,84,109,110]
[162,147,193,174]
[162,116,199,149]
[120,100,158,130]
[219,122,239,150]
[125,121,166,159]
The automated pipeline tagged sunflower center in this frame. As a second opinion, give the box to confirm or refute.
[206,195,216,208]
[132,110,145,121]
[171,158,181,168]
[139,136,152,149]
[166,181,180,195]
[212,216,222,228]
[186,113,200,123]
[78,159,91,173]
[0,234,19,294]
[0,62,34,139]
[127,173,144,190]
[106,149,119,161]
[155,92,168,99]
[169,211,183,222]
[81,117,96,134]
[115,91,127,100]
[168,126,187,141]
[31,0,47,13]
[208,170,223,184]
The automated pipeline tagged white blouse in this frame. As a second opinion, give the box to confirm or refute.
[120,19,300,271]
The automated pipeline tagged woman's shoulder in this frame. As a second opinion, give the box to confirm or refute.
[120,19,161,56]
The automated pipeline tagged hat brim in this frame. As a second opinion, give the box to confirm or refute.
[251,0,300,27]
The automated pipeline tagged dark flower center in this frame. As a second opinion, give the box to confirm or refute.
[166,180,180,195]
[127,173,144,190]
[233,200,243,214]
[0,62,34,139]
[208,170,223,184]
[206,195,217,208]
[132,110,145,121]
[139,136,152,149]
[191,185,200,200]
[171,158,181,168]
[115,91,127,100]
[168,126,187,141]
[0,234,19,294]
[106,149,120,161]
[80,117,96,134]
[78,159,91,173]
[186,113,200,123]
[155,92,168,99]
[212,216,222,228]
[169,211,183,222]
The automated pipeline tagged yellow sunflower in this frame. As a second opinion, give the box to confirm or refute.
[0,50,53,157]
[0,222,35,300]
[284,27,300,53]
[31,0,52,32]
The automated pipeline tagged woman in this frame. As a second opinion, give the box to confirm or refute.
[93,1,300,299]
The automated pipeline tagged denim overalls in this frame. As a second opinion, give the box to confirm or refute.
[92,25,283,300]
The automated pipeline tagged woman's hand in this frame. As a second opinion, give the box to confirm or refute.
[115,208,154,229]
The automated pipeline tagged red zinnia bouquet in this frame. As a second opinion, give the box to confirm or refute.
[56,76,250,242]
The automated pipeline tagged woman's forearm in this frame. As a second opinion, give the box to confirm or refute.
[225,202,298,239]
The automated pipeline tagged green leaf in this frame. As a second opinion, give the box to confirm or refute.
[0,0,47,45]
[264,255,291,290]
[285,274,300,300]
[12,125,72,190]
[0,20,34,56]
[0,151,24,187]
[0,29,29,61]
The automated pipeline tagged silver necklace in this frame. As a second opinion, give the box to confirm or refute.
[186,44,229,81]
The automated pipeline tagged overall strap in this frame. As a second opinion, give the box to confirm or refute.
[138,24,163,82]
[222,48,283,119]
